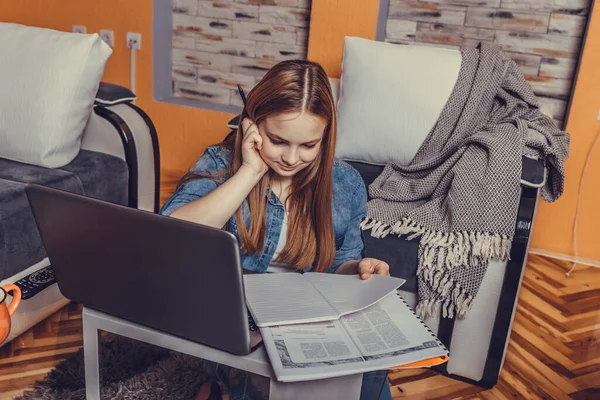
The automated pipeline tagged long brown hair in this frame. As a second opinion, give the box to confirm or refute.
[182,60,337,272]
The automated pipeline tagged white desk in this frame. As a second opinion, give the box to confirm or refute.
[82,307,363,399]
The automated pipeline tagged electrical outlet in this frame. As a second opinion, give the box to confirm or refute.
[126,32,141,50]
[99,30,114,48]
[72,25,87,34]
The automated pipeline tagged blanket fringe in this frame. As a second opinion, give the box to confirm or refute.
[361,217,512,270]
[416,289,474,320]
[415,299,440,321]
[362,217,510,320]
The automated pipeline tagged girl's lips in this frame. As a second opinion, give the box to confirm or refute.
[277,163,299,171]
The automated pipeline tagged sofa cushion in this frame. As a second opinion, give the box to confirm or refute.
[0,150,128,280]
[0,23,112,168]
[335,36,461,166]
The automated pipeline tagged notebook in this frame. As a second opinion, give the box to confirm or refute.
[243,273,406,327]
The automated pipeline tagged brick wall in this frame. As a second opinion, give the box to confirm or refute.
[384,0,591,125]
[171,0,311,108]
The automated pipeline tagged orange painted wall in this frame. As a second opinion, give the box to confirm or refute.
[2,0,597,261]
[307,0,379,77]
[529,3,600,263]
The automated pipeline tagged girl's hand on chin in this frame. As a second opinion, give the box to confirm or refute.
[240,118,269,177]
[357,258,390,280]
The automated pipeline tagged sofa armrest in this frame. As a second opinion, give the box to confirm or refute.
[95,82,136,106]
[80,83,160,212]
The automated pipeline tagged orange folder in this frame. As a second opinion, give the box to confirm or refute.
[391,355,449,370]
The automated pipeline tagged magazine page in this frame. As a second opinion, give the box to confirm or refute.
[277,320,364,365]
[261,293,448,382]
[340,292,443,359]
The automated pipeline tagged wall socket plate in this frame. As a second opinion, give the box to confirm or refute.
[99,30,114,48]
[72,25,87,34]
[126,32,142,50]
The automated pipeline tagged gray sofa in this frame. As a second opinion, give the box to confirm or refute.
[0,83,160,346]
[0,24,161,347]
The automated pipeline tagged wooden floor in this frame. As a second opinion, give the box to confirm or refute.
[0,254,598,399]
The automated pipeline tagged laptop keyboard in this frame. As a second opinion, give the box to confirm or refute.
[247,311,258,332]
[247,311,263,350]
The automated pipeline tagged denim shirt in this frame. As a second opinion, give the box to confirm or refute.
[160,145,366,274]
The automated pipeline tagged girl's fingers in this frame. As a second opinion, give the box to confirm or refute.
[358,259,390,279]
[358,260,372,279]
[242,118,257,139]
[241,117,251,133]
[255,133,263,151]
[243,131,260,150]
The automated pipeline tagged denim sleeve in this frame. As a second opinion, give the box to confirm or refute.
[329,179,367,273]
[159,151,221,216]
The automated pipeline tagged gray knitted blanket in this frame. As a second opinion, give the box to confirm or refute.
[361,43,569,320]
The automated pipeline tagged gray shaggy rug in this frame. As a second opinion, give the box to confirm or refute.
[15,334,210,400]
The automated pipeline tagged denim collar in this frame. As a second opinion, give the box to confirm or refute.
[266,184,284,207]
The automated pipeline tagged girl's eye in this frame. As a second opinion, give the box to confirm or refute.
[269,137,285,145]
[303,144,316,149]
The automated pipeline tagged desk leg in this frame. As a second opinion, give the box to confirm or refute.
[268,374,363,400]
[83,312,101,400]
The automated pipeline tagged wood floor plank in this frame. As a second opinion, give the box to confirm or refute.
[509,340,578,394]
[496,364,541,400]
[0,367,54,383]
[392,375,472,398]
[570,387,600,399]
[565,323,600,337]
[571,369,600,390]
[0,347,79,367]
[481,388,510,400]
[517,285,568,323]
[526,256,572,285]
[0,357,73,380]
[522,269,564,295]
[511,320,575,369]
[517,303,572,343]
[504,347,572,399]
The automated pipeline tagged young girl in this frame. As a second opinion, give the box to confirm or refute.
[161,60,391,400]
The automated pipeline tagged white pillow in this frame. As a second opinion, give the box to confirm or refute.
[0,23,112,168]
[335,36,462,166]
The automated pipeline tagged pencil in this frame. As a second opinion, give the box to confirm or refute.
[237,84,247,106]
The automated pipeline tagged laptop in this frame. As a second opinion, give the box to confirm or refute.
[26,184,261,356]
